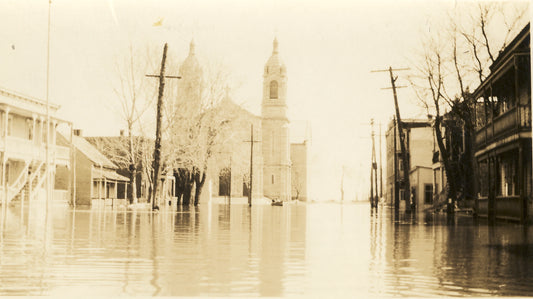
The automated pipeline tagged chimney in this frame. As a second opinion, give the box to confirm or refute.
[120,129,124,137]
[73,129,82,137]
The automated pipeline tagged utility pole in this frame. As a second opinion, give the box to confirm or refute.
[379,122,383,199]
[244,124,260,206]
[370,119,378,208]
[372,66,411,213]
[146,43,181,210]
[229,155,232,204]
[45,0,52,211]
[393,116,399,211]
[341,165,345,202]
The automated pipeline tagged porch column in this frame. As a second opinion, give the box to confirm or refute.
[124,181,128,200]
[39,116,44,146]
[514,56,520,130]
[97,166,101,201]
[518,140,527,224]
[4,108,9,138]
[52,120,57,145]
[488,156,496,222]
[70,123,76,207]
[31,114,37,147]
[2,108,9,218]
[100,164,103,201]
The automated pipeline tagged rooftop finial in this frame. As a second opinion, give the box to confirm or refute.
[189,39,196,56]
[273,37,279,55]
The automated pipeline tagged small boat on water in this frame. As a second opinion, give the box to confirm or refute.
[271,200,283,206]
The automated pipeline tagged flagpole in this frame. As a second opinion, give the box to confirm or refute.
[45,0,51,209]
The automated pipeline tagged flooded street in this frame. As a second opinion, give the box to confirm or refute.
[1,201,533,297]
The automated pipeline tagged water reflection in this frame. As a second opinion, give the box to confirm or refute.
[1,202,533,296]
[370,208,533,297]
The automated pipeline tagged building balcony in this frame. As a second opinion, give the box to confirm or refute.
[475,105,531,149]
[0,136,70,166]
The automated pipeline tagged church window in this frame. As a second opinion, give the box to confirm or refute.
[269,80,278,99]
[272,175,275,184]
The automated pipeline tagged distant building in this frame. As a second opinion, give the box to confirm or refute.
[385,118,433,211]
[85,134,176,205]
[57,130,129,206]
[0,88,71,204]
[291,141,308,201]
[473,23,531,222]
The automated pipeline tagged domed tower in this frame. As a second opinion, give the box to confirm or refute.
[177,39,203,108]
[261,38,291,201]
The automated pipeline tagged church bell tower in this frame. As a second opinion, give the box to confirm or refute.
[261,38,291,201]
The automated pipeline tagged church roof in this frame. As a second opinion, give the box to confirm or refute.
[265,37,285,68]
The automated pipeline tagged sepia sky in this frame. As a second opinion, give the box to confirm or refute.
[0,0,528,201]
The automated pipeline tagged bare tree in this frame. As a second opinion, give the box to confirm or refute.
[112,45,155,204]
[408,2,529,211]
[165,64,241,206]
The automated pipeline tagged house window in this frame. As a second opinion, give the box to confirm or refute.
[424,184,433,204]
[269,80,278,99]
[499,155,517,196]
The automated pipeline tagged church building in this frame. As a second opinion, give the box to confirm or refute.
[178,38,308,202]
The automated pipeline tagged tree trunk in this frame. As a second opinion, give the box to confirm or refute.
[183,181,193,205]
[434,117,458,213]
[128,124,137,204]
[175,168,193,206]
[193,168,206,206]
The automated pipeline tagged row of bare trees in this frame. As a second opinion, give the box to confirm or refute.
[101,45,240,206]
[408,2,528,210]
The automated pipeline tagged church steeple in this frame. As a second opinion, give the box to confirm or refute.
[262,37,287,110]
[177,38,203,106]
[261,37,291,202]
[272,37,279,54]
[189,39,196,56]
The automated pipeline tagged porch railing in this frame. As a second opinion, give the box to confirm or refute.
[475,105,531,148]
[0,136,70,165]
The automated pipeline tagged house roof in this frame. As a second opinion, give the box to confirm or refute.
[93,167,130,182]
[489,22,530,73]
[0,86,60,110]
[473,22,530,97]
[72,135,117,169]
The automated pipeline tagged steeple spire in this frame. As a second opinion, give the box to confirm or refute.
[273,37,279,55]
[189,39,196,56]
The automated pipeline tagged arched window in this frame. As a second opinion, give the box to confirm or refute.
[269,80,278,99]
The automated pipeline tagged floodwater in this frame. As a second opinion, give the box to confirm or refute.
[1,201,533,297]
